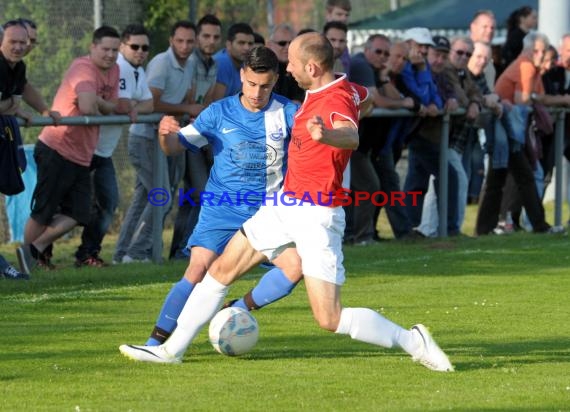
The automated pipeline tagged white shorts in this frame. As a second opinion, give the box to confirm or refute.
[243,191,346,285]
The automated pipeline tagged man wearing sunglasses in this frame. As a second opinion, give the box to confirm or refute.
[402,31,462,237]
[267,23,304,103]
[75,24,154,267]
[418,36,483,237]
[347,34,415,245]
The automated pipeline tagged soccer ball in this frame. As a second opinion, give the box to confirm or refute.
[209,307,259,356]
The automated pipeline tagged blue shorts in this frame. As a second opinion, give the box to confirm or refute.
[187,203,259,254]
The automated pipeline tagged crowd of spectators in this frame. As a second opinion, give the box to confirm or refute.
[2,1,570,278]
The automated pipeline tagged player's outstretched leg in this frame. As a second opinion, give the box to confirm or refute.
[335,307,453,372]
[119,274,227,363]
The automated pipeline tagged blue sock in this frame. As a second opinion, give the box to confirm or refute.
[233,268,296,311]
[146,277,194,345]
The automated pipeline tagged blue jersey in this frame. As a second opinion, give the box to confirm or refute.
[213,50,241,97]
[178,93,298,253]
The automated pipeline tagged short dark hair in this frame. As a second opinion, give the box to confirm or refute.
[197,14,222,34]
[253,32,265,45]
[297,28,317,36]
[18,18,37,29]
[93,25,120,44]
[244,46,278,73]
[326,0,352,12]
[121,24,149,42]
[2,19,28,31]
[323,21,348,35]
[227,22,254,42]
[365,33,390,49]
[171,20,196,37]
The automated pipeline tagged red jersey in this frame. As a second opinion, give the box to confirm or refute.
[283,74,368,207]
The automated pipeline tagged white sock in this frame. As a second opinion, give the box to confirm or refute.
[163,273,228,357]
[335,307,420,355]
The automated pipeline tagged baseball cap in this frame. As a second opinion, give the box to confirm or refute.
[432,35,450,52]
[403,27,435,46]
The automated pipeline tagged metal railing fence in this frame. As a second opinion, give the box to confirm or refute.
[8,107,568,261]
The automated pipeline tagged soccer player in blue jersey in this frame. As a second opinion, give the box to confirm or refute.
[141,46,300,346]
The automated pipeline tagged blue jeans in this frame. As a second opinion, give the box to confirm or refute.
[114,134,170,261]
[372,150,413,238]
[462,129,485,199]
[350,150,380,243]
[403,137,460,235]
[76,154,119,259]
[418,148,468,235]
[169,148,212,259]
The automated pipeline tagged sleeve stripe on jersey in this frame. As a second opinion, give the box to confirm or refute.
[177,123,208,153]
[329,112,358,129]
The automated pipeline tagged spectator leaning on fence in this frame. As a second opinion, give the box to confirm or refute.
[475,32,561,235]
[17,18,62,125]
[0,19,58,123]
[497,33,570,233]
[348,34,415,244]
[0,21,28,116]
[113,20,204,264]
[467,41,503,204]
[74,24,154,268]
[169,14,223,260]
[400,29,461,236]
[17,26,121,275]
[445,36,483,232]
[413,35,463,238]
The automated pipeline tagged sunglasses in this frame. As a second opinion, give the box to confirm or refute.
[453,49,472,58]
[273,40,291,47]
[126,43,149,52]
[374,49,390,57]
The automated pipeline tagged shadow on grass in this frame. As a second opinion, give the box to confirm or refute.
[449,336,570,371]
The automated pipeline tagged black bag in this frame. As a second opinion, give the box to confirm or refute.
[0,115,27,195]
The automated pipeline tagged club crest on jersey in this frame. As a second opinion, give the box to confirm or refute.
[267,126,285,142]
[230,141,277,170]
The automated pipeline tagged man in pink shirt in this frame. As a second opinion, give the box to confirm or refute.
[17,26,121,274]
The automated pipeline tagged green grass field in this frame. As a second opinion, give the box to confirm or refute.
[1,216,570,411]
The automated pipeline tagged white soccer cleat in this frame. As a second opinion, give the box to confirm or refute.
[119,344,182,364]
[411,324,454,372]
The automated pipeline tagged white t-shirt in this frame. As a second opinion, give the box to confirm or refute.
[95,53,153,157]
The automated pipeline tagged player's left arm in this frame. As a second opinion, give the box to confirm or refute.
[306,115,358,149]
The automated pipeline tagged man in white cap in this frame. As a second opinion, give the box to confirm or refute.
[400,27,441,115]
